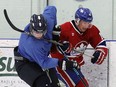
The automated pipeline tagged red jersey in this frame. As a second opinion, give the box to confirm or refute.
[51,20,105,66]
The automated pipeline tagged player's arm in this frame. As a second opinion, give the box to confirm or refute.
[52,22,69,42]
[91,40,108,65]
[52,25,61,42]
[90,27,108,65]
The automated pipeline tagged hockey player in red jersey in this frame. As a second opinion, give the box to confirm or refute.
[51,7,108,87]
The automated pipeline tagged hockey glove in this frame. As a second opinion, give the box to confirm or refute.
[57,41,71,53]
[91,48,107,65]
[58,59,78,70]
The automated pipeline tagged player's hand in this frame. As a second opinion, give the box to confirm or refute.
[57,41,71,53]
[91,50,106,65]
[58,59,78,70]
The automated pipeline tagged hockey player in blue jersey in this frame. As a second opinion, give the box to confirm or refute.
[14,6,78,87]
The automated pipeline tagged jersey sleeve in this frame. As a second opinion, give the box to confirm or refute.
[89,25,108,64]
[43,6,57,39]
[89,25,104,48]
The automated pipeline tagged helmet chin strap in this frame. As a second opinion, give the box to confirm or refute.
[75,18,80,25]
[43,29,47,36]
[75,19,85,33]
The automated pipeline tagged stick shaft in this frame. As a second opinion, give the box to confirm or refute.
[57,46,88,87]
[73,49,94,58]
[4,9,24,33]
[3,9,63,46]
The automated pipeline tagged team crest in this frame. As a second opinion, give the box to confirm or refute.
[67,41,88,57]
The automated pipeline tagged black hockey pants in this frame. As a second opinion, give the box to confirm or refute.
[14,46,60,87]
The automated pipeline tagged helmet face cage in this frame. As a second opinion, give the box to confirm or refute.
[30,14,47,34]
[75,7,93,22]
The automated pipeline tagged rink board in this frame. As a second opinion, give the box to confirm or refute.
[0,39,30,87]
[0,39,115,87]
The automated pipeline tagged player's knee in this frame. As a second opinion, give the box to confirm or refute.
[32,75,51,87]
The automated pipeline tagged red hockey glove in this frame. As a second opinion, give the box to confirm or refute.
[58,59,78,70]
[91,48,108,65]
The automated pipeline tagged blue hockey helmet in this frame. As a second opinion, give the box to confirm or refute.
[75,7,93,22]
[30,14,47,33]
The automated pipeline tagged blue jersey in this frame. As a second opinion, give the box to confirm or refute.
[18,6,58,69]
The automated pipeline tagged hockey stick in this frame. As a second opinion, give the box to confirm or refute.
[4,9,31,35]
[73,49,94,58]
[57,45,88,87]
[4,9,93,59]
[3,9,63,46]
